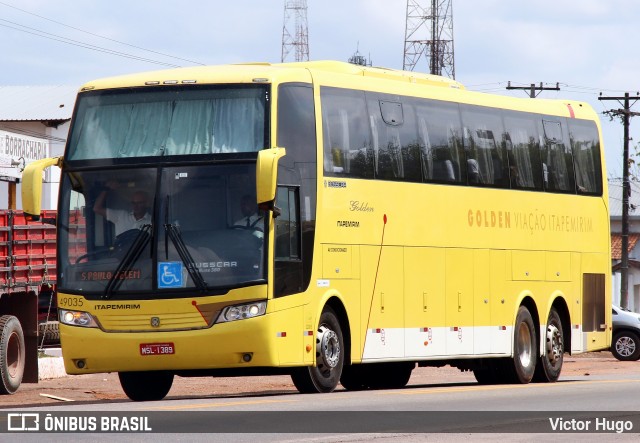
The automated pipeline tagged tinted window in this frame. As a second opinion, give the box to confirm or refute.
[368,94,421,182]
[321,87,374,178]
[319,86,602,197]
[276,83,317,295]
[461,106,509,187]
[413,99,464,184]
[503,112,544,190]
[569,120,602,195]
[542,119,576,193]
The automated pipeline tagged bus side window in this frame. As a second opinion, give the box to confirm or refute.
[413,100,464,184]
[460,106,508,188]
[366,96,401,181]
[321,87,373,179]
[369,99,405,181]
[503,112,544,191]
[569,120,602,195]
[542,119,576,193]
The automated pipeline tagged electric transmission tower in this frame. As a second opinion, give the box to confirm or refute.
[281,0,310,62]
[403,0,455,79]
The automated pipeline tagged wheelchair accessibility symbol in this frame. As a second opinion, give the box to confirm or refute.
[158,262,183,288]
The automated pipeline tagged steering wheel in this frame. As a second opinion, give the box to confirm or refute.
[75,247,111,264]
[232,224,263,233]
[76,229,148,264]
[113,228,145,251]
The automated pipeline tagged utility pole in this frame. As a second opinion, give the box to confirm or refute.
[506,81,560,98]
[599,92,640,310]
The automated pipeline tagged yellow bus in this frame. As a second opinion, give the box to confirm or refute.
[23,61,610,400]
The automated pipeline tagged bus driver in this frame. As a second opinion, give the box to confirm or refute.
[93,182,152,236]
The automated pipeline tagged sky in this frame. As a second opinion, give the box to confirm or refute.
[1,0,639,180]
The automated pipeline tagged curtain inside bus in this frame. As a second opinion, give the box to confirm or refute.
[67,86,267,160]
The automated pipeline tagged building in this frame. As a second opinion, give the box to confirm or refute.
[610,179,640,311]
[0,85,77,210]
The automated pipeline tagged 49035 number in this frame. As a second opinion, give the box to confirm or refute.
[58,297,84,308]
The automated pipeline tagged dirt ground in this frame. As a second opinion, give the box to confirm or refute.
[1,351,637,409]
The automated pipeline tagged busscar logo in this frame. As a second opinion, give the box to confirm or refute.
[324,180,347,188]
[8,413,39,431]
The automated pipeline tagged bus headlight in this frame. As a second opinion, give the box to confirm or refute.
[216,301,266,323]
[59,309,99,328]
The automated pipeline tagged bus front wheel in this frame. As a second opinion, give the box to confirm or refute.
[291,307,344,393]
[533,308,564,382]
[118,371,174,401]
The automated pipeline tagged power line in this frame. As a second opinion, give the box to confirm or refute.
[0,1,204,66]
[467,81,634,97]
[0,19,182,68]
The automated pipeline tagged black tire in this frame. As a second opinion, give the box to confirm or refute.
[0,315,25,395]
[366,362,414,390]
[473,359,502,385]
[340,364,369,391]
[504,306,537,384]
[533,308,564,382]
[118,371,174,401]
[291,307,344,393]
[611,330,640,361]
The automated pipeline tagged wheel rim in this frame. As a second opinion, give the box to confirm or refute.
[7,330,21,378]
[545,324,563,364]
[317,324,340,372]
[517,322,532,367]
[616,336,636,357]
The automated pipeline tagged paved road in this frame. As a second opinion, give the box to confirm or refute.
[2,352,640,441]
[2,351,637,409]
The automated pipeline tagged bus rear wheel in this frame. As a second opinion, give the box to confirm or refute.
[504,306,537,384]
[0,315,25,395]
[291,307,344,393]
[533,308,564,382]
[118,371,174,401]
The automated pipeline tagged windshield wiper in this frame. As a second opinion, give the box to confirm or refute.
[164,223,208,292]
[102,224,152,299]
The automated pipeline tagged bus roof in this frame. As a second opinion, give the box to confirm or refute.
[78,61,465,92]
[76,60,596,121]
[284,60,465,90]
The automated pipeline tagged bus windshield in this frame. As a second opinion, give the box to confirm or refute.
[66,85,268,160]
[58,163,266,297]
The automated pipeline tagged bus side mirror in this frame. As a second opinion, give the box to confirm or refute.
[21,157,62,220]
[256,147,286,210]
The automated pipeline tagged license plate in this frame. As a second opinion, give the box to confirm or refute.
[139,342,175,356]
